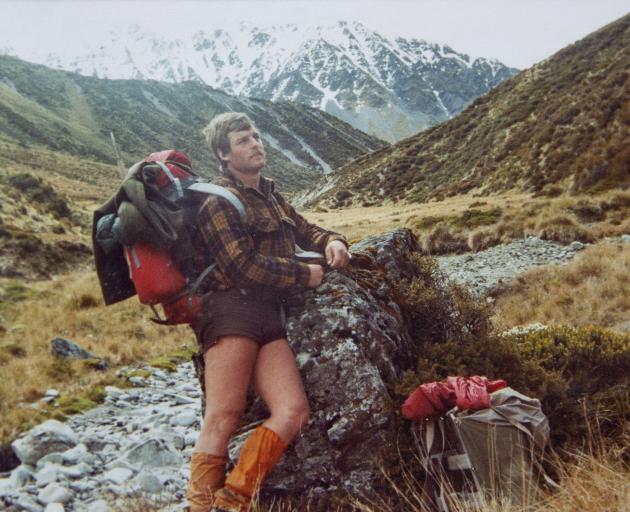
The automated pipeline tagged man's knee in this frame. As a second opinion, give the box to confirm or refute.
[202,407,243,435]
[274,402,311,431]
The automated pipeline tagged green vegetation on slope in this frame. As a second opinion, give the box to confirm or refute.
[0,54,385,195]
[310,13,630,207]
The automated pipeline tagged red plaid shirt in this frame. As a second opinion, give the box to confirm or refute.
[193,174,346,291]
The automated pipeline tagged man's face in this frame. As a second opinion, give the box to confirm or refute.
[220,127,266,175]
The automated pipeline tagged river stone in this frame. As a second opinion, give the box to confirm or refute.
[14,494,43,512]
[9,465,33,489]
[35,464,61,487]
[37,482,72,504]
[60,444,88,466]
[49,338,93,360]
[12,420,78,466]
[83,499,111,512]
[122,438,183,469]
[102,467,134,485]
[131,469,163,494]
[44,503,65,512]
[169,411,197,427]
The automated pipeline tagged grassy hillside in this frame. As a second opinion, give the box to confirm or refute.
[0,54,386,195]
[305,13,630,208]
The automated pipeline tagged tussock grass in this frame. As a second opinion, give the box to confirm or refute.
[121,447,629,511]
[0,270,195,445]
[302,190,630,254]
[492,242,630,332]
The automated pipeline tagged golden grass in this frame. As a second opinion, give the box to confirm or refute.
[301,190,630,252]
[0,271,195,444]
[492,242,630,333]
[120,448,630,511]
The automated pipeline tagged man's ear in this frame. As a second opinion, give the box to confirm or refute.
[218,149,230,165]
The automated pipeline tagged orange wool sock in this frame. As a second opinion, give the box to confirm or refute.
[214,426,287,511]
[186,452,228,511]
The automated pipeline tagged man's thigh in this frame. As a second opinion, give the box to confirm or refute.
[253,338,308,411]
[203,335,259,413]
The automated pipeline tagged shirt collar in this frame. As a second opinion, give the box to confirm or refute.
[217,173,275,198]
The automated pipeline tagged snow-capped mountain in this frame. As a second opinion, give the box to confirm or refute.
[11,21,519,142]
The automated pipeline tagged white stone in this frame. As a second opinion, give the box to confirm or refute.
[36,453,63,470]
[61,443,88,465]
[170,411,197,427]
[35,464,61,487]
[171,394,195,405]
[14,495,43,512]
[44,503,65,512]
[37,483,72,504]
[0,477,12,497]
[131,469,163,494]
[123,437,183,468]
[104,386,124,399]
[60,463,90,479]
[84,499,111,512]
[128,376,146,387]
[9,464,33,489]
[44,389,60,398]
[184,432,198,447]
[12,420,78,466]
[103,467,134,485]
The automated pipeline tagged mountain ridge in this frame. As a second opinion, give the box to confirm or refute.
[299,14,630,208]
[0,54,386,194]
[4,21,518,142]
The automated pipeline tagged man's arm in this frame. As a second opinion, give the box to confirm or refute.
[198,196,314,289]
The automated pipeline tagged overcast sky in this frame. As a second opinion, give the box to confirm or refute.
[2,0,628,69]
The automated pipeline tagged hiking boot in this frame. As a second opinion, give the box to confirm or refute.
[212,486,251,512]
[186,452,228,512]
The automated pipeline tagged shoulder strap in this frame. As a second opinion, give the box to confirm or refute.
[188,182,248,224]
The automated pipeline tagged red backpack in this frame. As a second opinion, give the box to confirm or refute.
[100,150,247,325]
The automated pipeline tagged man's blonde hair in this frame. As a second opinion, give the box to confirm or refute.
[203,112,256,170]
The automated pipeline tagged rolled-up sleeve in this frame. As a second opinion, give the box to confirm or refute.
[198,197,311,289]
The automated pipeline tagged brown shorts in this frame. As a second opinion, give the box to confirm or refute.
[192,287,287,354]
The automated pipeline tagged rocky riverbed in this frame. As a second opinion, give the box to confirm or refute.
[439,234,629,295]
[1,364,200,511]
[1,233,628,511]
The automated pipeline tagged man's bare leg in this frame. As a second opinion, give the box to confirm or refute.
[193,335,259,455]
[253,338,310,443]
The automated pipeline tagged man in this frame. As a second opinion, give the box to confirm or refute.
[187,112,350,512]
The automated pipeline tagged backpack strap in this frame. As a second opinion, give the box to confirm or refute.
[188,182,248,224]
[154,161,185,199]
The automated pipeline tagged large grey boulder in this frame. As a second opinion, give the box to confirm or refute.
[12,421,78,466]
[221,229,422,502]
[120,437,183,469]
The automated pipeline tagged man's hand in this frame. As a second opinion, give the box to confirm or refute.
[307,264,324,288]
[325,240,351,269]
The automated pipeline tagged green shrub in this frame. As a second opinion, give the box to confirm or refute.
[6,172,71,219]
[421,224,469,254]
[452,207,503,230]
[393,254,629,449]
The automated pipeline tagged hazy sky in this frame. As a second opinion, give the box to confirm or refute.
[2,0,629,69]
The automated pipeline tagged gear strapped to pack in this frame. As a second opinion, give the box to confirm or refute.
[93,149,323,325]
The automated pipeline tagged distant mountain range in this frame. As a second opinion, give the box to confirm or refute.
[3,21,519,142]
[297,14,630,208]
[0,54,385,193]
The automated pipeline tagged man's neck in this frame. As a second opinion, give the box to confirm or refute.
[227,168,261,189]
